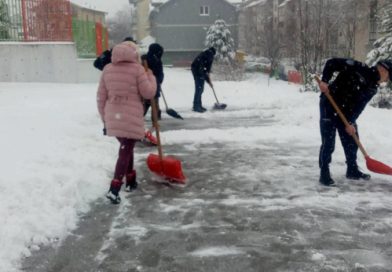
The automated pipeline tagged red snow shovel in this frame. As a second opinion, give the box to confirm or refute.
[146,94,186,184]
[315,75,392,176]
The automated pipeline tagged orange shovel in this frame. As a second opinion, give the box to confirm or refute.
[315,75,392,176]
[146,93,186,183]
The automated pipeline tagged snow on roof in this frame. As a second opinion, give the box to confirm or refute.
[70,0,107,14]
[278,0,292,7]
[244,0,267,8]
[152,0,242,4]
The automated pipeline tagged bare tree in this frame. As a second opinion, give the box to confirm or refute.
[296,0,365,89]
[260,14,284,85]
[107,5,135,47]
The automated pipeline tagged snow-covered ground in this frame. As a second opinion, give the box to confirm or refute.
[1,68,391,271]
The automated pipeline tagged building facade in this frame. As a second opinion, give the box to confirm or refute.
[239,0,387,63]
[149,0,239,65]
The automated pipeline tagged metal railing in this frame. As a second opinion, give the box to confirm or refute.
[0,0,72,41]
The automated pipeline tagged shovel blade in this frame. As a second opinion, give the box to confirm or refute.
[213,103,227,110]
[167,108,183,120]
[147,154,186,183]
[366,156,392,176]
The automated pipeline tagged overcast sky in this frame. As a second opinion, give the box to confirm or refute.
[71,0,130,17]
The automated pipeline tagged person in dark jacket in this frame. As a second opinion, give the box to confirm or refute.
[317,58,392,186]
[191,47,216,112]
[142,43,164,120]
[93,36,136,71]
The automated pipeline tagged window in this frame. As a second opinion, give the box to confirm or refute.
[200,6,209,16]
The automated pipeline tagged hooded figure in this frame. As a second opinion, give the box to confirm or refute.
[190,47,216,112]
[97,41,157,204]
[93,36,137,71]
[142,43,165,119]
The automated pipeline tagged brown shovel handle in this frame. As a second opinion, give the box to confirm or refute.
[151,97,164,160]
[314,75,369,157]
[144,61,164,160]
[160,88,169,110]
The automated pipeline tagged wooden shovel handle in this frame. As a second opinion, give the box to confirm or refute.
[143,61,164,160]
[314,75,369,157]
[151,91,164,160]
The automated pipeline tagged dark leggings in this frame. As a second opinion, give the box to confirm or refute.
[114,138,136,181]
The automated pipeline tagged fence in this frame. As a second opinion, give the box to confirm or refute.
[72,19,95,58]
[0,0,72,41]
[1,0,108,58]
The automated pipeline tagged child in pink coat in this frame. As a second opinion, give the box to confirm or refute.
[97,41,156,204]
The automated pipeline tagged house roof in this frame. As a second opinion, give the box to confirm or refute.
[70,0,107,14]
[152,0,242,6]
[243,0,267,8]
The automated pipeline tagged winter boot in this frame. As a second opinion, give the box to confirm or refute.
[106,179,123,204]
[125,170,138,191]
[346,166,371,180]
[319,168,336,187]
[192,106,206,113]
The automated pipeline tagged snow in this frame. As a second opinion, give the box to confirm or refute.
[190,246,244,257]
[1,68,392,271]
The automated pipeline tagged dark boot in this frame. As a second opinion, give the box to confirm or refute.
[346,166,371,180]
[106,179,123,204]
[193,106,206,113]
[319,168,336,187]
[125,170,138,191]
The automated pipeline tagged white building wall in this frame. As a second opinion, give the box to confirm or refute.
[0,43,100,83]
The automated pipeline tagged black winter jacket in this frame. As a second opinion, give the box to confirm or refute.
[143,43,164,98]
[93,49,112,71]
[191,48,215,79]
[321,58,380,123]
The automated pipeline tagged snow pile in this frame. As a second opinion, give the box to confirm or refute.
[0,68,391,271]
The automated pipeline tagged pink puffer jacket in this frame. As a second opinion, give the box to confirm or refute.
[97,42,156,139]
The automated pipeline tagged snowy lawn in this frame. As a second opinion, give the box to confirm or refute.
[1,68,391,271]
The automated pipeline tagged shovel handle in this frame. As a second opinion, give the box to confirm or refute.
[314,75,369,157]
[144,60,164,160]
[151,97,164,160]
[160,88,169,110]
[210,84,221,104]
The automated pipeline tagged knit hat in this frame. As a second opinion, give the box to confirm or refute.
[377,60,392,80]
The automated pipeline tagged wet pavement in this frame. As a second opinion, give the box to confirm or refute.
[22,109,392,272]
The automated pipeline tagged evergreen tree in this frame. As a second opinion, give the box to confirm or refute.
[0,0,10,39]
[367,3,392,109]
[367,3,392,65]
[205,19,235,64]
